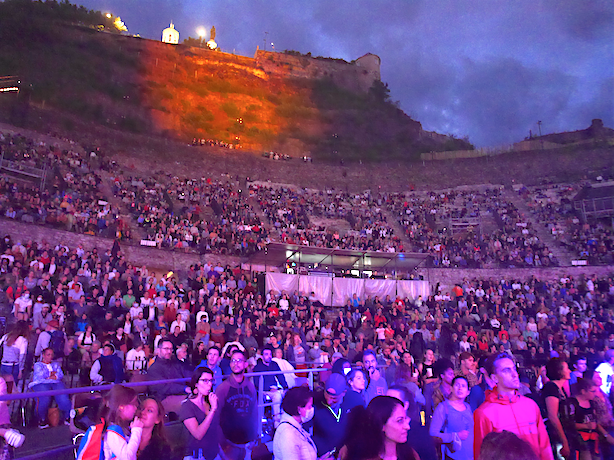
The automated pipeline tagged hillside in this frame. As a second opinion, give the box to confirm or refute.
[0,0,471,162]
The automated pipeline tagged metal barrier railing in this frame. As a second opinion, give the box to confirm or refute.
[4,367,328,459]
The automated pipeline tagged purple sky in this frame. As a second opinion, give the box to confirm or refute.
[76,0,613,147]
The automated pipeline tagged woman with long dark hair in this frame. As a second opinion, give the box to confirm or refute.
[342,368,367,412]
[341,395,417,460]
[136,398,171,460]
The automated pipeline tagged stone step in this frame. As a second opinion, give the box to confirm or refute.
[503,189,574,266]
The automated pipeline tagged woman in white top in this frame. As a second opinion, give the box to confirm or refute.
[122,312,133,336]
[274,386,331,460]
[169,314,187,334]
[77,325,96,353]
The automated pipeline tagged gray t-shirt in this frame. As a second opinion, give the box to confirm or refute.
[364,373,388,405]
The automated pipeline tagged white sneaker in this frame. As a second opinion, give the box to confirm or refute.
[4,429,25,448]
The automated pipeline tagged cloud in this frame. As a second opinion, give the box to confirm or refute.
[545,0,614,42]
[571,77,614,129]
[449,58,577,145]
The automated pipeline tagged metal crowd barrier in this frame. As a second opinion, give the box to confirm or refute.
[3,367,328,459]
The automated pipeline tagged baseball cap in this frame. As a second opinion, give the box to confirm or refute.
[325,373,347,396]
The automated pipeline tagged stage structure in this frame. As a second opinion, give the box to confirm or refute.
[574,183,614,220]
[248,243,430,306]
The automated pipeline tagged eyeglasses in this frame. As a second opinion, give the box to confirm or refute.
[199,378,214,383]
[231,359,246,364]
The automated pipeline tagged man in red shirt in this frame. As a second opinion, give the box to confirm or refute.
[474,354,553,460]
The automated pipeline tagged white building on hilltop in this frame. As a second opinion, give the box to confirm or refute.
[162,22,179,44]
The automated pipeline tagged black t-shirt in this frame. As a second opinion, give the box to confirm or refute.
[571,398,597,431]
[137,436,171,460]
[542,381,576,433]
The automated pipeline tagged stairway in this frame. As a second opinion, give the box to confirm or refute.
[503,189,574,266]
[98,171,148,241]
[381,208,414,252]
[248,196,275,235]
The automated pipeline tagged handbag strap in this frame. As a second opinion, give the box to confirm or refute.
[278,421,316,451]
[441,400,449,433]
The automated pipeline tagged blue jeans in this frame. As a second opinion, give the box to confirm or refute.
[1,364,19,382]
[31,382,71,423]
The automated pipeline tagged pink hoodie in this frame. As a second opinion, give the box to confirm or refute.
[474,387,553,460]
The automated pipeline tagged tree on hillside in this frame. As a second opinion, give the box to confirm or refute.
[369,80,391,104]
[183,36,204,47]
[0,0,122,37]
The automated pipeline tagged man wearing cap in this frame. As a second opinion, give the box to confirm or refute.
[32,295,46,318]
[596,349,614,395]
[312,373,348,457]
[457,351,479,388]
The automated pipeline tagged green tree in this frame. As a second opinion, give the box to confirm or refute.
[369,80,391,104]
[183,36,203,47]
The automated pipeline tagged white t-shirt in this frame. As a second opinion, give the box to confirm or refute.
[596,362,614,395]
[196,311,209,324]
[14,297,32,314]
[126,349,147,371]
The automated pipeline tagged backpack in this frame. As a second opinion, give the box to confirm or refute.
[49,330,65,358]
[75,420,105,460]
[76,420,124,460]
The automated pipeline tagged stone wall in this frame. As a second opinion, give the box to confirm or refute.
[0,219,242,275]
[255,50,379,93]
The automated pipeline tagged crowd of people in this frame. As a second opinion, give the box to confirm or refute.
[385,188,559,268]
[0,231,612,459]
[254,185,403,252]
[2,130,613,267]
[0,132,129,240]
[518,183,614,266]
[111,173,266,254]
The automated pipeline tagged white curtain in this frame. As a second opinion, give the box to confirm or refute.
[397,280,430,301]
[364,279,396,300]
[332,278,365,307]
[299,276,333,305]
[265,274,431,306]
[265,273,299,295]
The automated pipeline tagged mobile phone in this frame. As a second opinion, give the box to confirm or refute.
[420,410,426,426]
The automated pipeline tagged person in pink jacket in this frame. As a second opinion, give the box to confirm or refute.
[474,353,553,460]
